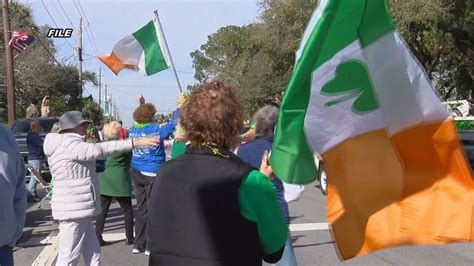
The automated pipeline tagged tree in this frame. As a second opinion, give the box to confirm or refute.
[388,0,473,100]
[192,0,473,118]
[0,2,97,122]
[82,100,103,126]
[191,0,318,117]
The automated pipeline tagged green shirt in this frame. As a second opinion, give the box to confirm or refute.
[239,170,288,254]
[172,149,287,254]
[98,152,132,197]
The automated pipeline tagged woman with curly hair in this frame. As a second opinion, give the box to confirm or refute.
[129,95,184,255]
[148,80,287,266]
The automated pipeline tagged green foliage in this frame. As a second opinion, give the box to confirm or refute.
[191,0,317,117]
[0,2,97,123]
[82,100,103,126]
[455,120,474,130]
[192,0,473,118]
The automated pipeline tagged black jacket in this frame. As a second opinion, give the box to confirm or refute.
[148,146,284,266]
[26,131,44,160]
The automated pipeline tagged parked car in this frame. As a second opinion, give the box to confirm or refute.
[315,129,474,196]
[10,117,59,183]
[457,130,474,172]
[315,154,328,195]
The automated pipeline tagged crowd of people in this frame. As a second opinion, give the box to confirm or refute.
[0,80,302,266]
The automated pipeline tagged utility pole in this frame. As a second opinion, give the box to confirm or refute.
[104,85,108,120]
[2,0,16,126]
[78,17,83,110]
[109,96,113,120]
[98,68,101,110]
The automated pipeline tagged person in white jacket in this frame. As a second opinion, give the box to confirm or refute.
[0,124,27,266]
[44,111,158,266]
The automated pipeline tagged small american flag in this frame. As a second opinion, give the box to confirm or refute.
[9,31,35,53]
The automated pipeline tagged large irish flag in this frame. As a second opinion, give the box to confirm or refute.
[98,19,171,76]
[270,0,474,260]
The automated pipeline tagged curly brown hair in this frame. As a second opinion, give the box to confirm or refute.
[181,80,244,149]
[133,103,156,124]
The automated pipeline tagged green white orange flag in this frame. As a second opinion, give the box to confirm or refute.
[270,0,474,260]
[98,19,171,75]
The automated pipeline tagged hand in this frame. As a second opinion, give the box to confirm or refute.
[133,136,160,147]
[176,93,187,107]
[259,150,273,179]
[136,95,145,105]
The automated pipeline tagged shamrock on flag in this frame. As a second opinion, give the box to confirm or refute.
[271,0,474,260]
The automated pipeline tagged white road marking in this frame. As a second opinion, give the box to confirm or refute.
[32,232,127,266]
[32,231,59,266]
[289,222,330,231]
[32,224,328,265]
[102,232,126,242]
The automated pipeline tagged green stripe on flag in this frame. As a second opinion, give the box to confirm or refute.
[270,0,396,184]
[132,20,168,75]
[359,1,395,47]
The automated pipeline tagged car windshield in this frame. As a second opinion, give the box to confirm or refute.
[11,118,58,133]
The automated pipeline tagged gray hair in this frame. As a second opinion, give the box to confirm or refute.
[50,122,61,133]
[103,121,121,141]
[253,105,279,137]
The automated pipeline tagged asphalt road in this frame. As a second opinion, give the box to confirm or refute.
[14,181,474,266]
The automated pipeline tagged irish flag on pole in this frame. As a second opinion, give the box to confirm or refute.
[271,0,474,260]
[98,19,171,75]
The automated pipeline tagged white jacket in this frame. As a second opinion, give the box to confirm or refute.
[44,133,133,220]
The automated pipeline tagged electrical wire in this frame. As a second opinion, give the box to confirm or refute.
[57,0,78,33]
[40,0,75,50]
[72,0,100,55]
[77,0,100,55]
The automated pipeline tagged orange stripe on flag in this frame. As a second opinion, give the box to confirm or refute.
[324,119,474,260]
[97,53,136,75]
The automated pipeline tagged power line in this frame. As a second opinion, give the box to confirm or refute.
[106,85,176,105]
[57,0,78,33]
[72,0,99,55]
[40,0,58,26]
[49,0,67,26]
[108,84,179,89]
[77,0,100,55]
[40,0,75,50]
[166,69,195,75]
[48,0,74,50]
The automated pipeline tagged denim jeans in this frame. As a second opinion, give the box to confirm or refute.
[27,159,41,196]
[273,235,297,266]
[0,246,14,266]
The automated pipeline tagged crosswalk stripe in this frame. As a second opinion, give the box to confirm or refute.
[31,231,59,266]
[289,222,330,231]
[33,223,329,265]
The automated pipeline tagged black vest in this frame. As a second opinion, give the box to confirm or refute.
[148,146,263,266]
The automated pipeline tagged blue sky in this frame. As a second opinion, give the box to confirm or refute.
[21,0,261,127]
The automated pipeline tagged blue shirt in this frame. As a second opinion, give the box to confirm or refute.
[26,131,44,160]
[236,136,290,224]
[0,125,26,247]
[129,109,180,174]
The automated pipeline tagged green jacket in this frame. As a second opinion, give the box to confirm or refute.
[98,152,132,197]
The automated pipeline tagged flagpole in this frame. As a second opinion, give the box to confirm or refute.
[2,0,16,126]
[153,10,183,93]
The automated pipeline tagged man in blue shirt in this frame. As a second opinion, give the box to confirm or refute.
[26,120,44,202]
